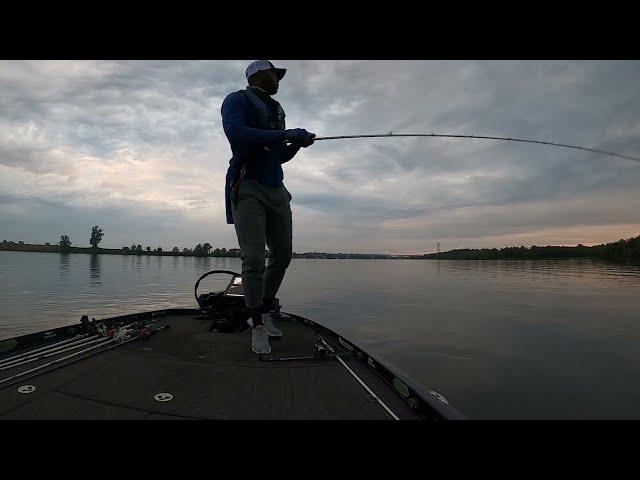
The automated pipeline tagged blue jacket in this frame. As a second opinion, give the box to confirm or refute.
[221,87,300,224]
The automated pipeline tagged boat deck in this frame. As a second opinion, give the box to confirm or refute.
[0,313,423,420]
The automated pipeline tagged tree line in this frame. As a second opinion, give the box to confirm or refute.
[4,225,639,261]
[423,234,640,260]
[54,226,241,257]
[120,243,241,257]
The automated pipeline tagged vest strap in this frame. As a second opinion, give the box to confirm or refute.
[240,88,286,130]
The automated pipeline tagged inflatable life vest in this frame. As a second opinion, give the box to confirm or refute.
[224,87,286,224]
[241,87,286,131]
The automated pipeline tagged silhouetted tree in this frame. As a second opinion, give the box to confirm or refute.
[202,243,212,256]
[172,247,179,254]
[136,245,143,254]
[194,244,203,256]
[59,235,72,248]
[213,248,221,256]
[90,226,103,248]
[146,246,151,252]
[157,247,163,253]
[220,248,227,256]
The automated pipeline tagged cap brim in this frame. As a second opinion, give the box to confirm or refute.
[274,68,286,80]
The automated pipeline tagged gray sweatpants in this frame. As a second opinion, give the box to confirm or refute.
[231,178,293,309]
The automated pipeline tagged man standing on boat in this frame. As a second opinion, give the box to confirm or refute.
[221,60,315,354]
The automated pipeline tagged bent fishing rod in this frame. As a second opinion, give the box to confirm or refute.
[311,133,640,163]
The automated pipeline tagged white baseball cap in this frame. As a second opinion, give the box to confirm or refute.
[245,60,287,80]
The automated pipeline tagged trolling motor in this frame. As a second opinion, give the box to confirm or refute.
[195,270,252,333]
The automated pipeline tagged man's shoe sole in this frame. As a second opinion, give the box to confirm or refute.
[252,346,271,354]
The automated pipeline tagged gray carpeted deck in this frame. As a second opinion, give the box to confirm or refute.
[0,314,422,420]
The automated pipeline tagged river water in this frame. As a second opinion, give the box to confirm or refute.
[1,251,639,419]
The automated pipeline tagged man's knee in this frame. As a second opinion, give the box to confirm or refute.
[241,243,266,274]
[269,247,292,269]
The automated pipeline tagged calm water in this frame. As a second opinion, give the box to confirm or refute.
[1,250,640,419]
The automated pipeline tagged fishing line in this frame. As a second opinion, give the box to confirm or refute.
[312,133,640,163]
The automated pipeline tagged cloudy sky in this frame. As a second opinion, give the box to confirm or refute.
[1,60,639,254]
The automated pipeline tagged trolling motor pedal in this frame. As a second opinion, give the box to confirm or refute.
[314,341,327,359]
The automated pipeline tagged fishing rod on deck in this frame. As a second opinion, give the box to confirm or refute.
[310,132,640,163]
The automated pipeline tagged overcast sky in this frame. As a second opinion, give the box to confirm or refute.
[1,60,639,254]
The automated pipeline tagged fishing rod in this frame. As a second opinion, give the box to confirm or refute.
[312,133,640,163]
[0,338,118,387]
[0,323,170,390]
[0,334,95,367]
[0,336,111,371]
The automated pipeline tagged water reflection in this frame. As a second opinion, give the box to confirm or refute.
[59,252,70,280]
[437,258,640,292]
[89,254,101,286]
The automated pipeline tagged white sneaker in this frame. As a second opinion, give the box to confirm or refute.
[262,313,283,338]
[251,325,271,354]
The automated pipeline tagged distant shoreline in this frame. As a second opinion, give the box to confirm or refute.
[1,234,638,260]
[0,243,243,258]
[0,249,626,262]
[0,243,397,259]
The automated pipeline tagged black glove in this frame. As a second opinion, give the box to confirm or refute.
[284,128,316,148]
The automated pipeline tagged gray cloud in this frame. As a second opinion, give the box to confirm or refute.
[1,60,639,253]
